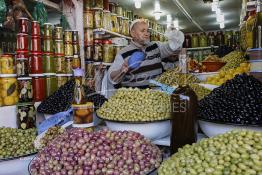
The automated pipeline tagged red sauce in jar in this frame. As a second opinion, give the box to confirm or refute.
[31,36,41,52]
[30,52,43,74]
[31,21,41,36]
[31,74,46,101]
[18,17,30,34]
[17,33,29,51]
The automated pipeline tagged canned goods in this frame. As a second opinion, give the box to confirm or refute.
[72,30,79,43]
[64,30,72,43]
[31,36,41,52]
[83,10,94,28]
[0,74,18,106]
[31,74,45,101]
[43,38,53,52]
[44,73,57,97]
[85,46,93,61]
[54,40,64,54]
[94,9,103,29]
[72,43,80,55]
[65,43,73,57]
[72,55,81,69]
[31,21,41,36]
[43,53,56,73]
[17,102,36,129]
[85,62,95,78]
[55,55,65,73]
[30,53,43,74]
[18,17,30,34]
[0,54,14,74]
[16,51,29,59]
[72,102,94,128]
[17,77,33,103]
[65,57,73,74]
[56,74,68,88]
[54,26,63,40]
[84,29,94,46]
[43,23,53,37]
[16,58,29,77]
[17,33,29,51]
[94,40,103,62]
[116,5,123,17]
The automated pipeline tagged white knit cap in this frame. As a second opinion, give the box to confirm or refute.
[129,19,148,31]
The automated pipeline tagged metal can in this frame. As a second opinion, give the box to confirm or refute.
[94,9,103,29]
[44,73,57,97]
[72,42,80,55]
[43,53,56,73]
[17,102,36,129]
[65,57,73,74]
[43,23,53,37]
[65,43,73,57]
[84,29,93,46]
[16,58,29,77]
[54,26,63,40]
[116,5,123,17]
[72,55,81,69]
[30,53,43,74]
[83,10,94,28]
[56,74,68,88]
[109,2,116,14]
[18,17,30,34]
[64,30,72,43]
[43,38,53,52]
[31,21,41,36]
[94,40,103,62]
[85,46,93,61]
[17,77,33,103]
[72,31,79,43]
[17,33,29,51]
[54,40,64,54]
[31,74,45,101]
[0,54,15,74]
[55,55,65,73]
[0,74,18,106]
[31,36,41,52]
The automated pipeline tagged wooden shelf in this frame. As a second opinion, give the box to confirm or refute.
[93,28,132,40]
[186,46,219,51]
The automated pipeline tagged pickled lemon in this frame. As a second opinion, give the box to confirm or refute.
[219,71,226,78]
[1,91,7,98]
[75,109,90,117]
[3,96,15,106]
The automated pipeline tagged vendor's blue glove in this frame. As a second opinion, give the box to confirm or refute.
[128,51,146,69]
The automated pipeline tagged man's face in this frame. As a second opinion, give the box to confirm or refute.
[130,22,150,45]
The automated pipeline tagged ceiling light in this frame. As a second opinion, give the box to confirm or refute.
[216,13,224,23]
[211,1,219,12]
[153,1,162,20]
[167,14,172,23]
[134,0,141,9]
[220,23,225,29]
[216,8,221,15]
[154,12,162,20]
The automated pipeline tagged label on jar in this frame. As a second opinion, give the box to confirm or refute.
[18,78,33,103]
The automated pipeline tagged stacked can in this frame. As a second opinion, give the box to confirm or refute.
[15,18,36,129]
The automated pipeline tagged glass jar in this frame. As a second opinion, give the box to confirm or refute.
[111,14,118,32]
[72,55,81,69]
[32,21,41,36]
[64,30,72,43]
[55,55,65,73]
[72,31,79,43]
[72,102,94,127]
[84,29,94,46]
[85,62,95,78]
[85,46,93,61]
[43,23,53,37]
[183,35,191,48]
[94,9,103,29]
[215,31,225,46]
[16,58,29,77]
[44,73,57,97]
[17,33,29,51]
[54,40,64,55]
[103,40,114,63]
[30,53,43,74]
[84,0,94,10]
[199,33,208,47]
[72,42,80,56]
[31,36,41,52]
[65,57,73,74]
[127,11,133,21]
[122,17,129,36]
[103,10,112,30]
[17,77,33,103]
[0,54,15,74]
[31,74,45,101]
[18,17,30,34]
[94,40,103,62]
[114,45,123,55]
[94,0,103,9]
[83,10,94,29]
[208,32,215,46]
[191,34,199,48]
[17,102,36,129]
[54,26,63,40]
[109,2,116,14]
[43,38,53,52]
[65,43,73,57]
[116,5,123,17]
[16,51,29,59]
[0,74,18,106]
[116,17,123,34]
[43,53,56,73]
[103,0,109,10]
[56,74,68,88]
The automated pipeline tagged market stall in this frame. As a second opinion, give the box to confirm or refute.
[0,0,262,175]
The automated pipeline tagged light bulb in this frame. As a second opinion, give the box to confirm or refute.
[216,8,221,15]
[216,14,224,23]
[134,0,141,8]
[220,23,225,29]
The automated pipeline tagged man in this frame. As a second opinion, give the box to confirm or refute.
[108,19,184,88]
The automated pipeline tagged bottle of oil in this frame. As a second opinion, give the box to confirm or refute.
[170,85,198,154]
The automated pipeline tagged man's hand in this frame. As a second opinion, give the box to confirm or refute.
[120,59,129,73]
[165,25,185,51]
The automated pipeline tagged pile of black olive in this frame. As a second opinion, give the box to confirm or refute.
[198,74,262,125]
[84,86,107,110]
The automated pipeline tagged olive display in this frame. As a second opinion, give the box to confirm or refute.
[199,74,262,125]
[190,84,211,100]
[0,127,36,159]
[159,130,262,175]
[30,128,162,175]
[83,86,107,110]
[97,88,170,122]
[220,51,245,71]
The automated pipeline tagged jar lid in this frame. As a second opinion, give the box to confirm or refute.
[72,30,78,32]
[43,52,54,55]
[29,74,45,77]
[17,102,34,107]
[73,68,84,76]
[16,50,29,54]
[111,13,117,16]
[0,74,17,78]
[103,10,110,13]
[56,74,68,77]
[17,77,32,80]
[72,102,94,107]
[1,54,13,58]
[65,56,74,59]
[17,33,28,36]
[44,23,52,25]
[55,26,63,28]
[73,55,79,58]
[32,21,40,23]
[31,52,42,55]
[64,30,72,32]
[18,17,29,20]
[43,73,56,76]
[16,58,28,61]
[55,39,64,42]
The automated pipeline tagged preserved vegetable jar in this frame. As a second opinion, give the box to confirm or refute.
[18,17,30,34]
[199,33,208,47]
[85,62,95,78]
[55,55,65,73]
[72,42,80,55]
[43,23,53,37]
[31,74,45,101]
[127,11,133,21]
[0,54,15,74]
[56,74,68,88]
[109,2,116,14]
[116,17,123,33]
[43,38,53,52]
[84,29,94,46]
[17,77,33,103]
[54,40,64,54]
[31,21,41,36]
[31,36,41,52]
[191,34,199,48]
[17,102,36,129]
[30,53,43,74]
[103,0,109,10]
[85,46,93,61]
[111,14,118,32]
[208,32,215,46]
[94,40,103,62]
[103,40,114,63]
[16,51,29,60]
[183,35,191,48]
[65,43,73,57]
[114,45,123,55]
[72,55,81,69]
[103,10,112,30]
[65,57,73,74]
[94,0,103,9]
[17,33,29,51]
[0,74,18,106]
[44,73,57,97]
[84,0,94,10]
[116,5,123,17]
[83,10,94,28]
[54,26,63,40]
[43,53,56,73]
[72,31,79,43]
[16,58,29,77]
[215,31,225,46]
[64,30,73,43]
[94,9,103,29]
[122,18,129,36]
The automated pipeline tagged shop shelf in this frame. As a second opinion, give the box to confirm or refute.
[93,28,132,40]
[186,46,219,51]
